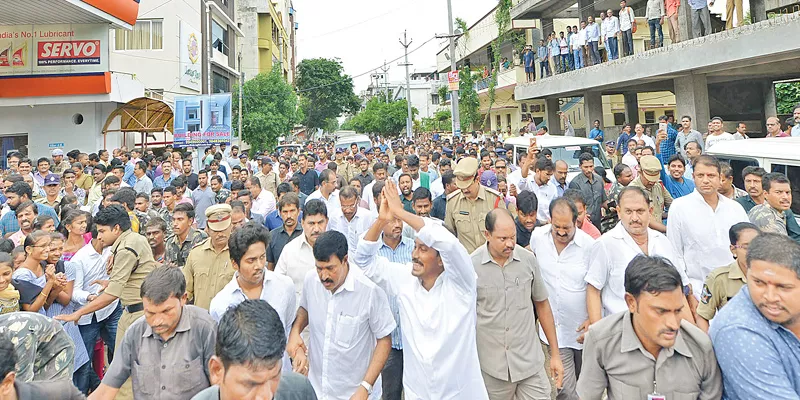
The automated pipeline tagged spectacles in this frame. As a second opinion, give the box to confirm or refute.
[734,244,749,250]
[341,200,360,211]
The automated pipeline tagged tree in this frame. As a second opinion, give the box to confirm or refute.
[435,109,452,131]
[232,66,296,154]
[776,82,800,114]
[296,58,361,132]
[348,98,417,137]
[458,68,481,130]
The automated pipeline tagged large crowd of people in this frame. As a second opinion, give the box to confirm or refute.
[0,115,798,400]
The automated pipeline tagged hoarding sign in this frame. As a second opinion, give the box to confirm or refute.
[179,21,202,92]
[0,24,108,77]
[447,70,459,91]
[173,94,233,148]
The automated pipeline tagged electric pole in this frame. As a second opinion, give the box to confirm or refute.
[399,30,413,139]
[447,0,461,137]
[379,61,390,103]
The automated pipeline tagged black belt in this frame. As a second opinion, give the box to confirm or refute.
[124,303,144,313]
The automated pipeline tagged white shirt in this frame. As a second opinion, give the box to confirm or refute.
[518,176,558,222]
[275,233,317,303]
[300,268,396,400]
[306,189,341,212]
[363,181,378,212]
[631,133,656,148]
[327,206,373,260]
[705,131,735,150]
[251,189,277,216]
[666,190,748,298]
[603,15,620,38]
[570,31,585,50]
[622,152,639,172]
[68,244,119,326]
[209,270,296,373]
[530,226,595,350]
[352,219,489,400]
[584,224,689,316]
[619,6,635,30]
[429,177,444,199]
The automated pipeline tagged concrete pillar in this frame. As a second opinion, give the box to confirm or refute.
[751,0,767,23]
[679,0,693,41]
[624,93,640,125]
[541,18,554,37]
[546,97,562,135]
[584,91,603,138]
[674,74,710,129]
[579,0,595,23]
[763,81,777,131]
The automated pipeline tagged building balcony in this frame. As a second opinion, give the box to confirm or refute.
[475,65,526,93]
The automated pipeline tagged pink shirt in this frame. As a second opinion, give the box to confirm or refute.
[580,216,602,239]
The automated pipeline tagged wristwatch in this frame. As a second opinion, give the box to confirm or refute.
[360,381,373,395]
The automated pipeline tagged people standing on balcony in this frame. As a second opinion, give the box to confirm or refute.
[645,0,665,49]
[523,45,535,82]
[558,32,570,73]
[585,16,601,66]
[688,0,713,38]
[618,0,636,56]
[549,33,561,74]
[571,23,586,70]
[665,0,681,43]
[566,26,575,70]
[537,39,551,78]
[603,9,621,60]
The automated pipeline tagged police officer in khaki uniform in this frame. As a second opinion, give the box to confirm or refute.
[254,157,280,198]
[182,204,235,310]
[444,157,506,254]
[696,222,760,332]
[628,155,673,234]
[56,203,156,400]
[334,148,354,181]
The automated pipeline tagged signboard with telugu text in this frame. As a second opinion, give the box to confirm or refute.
[447,70,460,91]
[173,94,233,148]
[0,24,108,77]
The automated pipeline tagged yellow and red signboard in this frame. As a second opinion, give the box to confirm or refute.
[447,70,460,91]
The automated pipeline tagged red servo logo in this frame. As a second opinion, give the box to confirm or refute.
[37,40,101,66]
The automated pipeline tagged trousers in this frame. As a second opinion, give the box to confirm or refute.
[691,7,712,38]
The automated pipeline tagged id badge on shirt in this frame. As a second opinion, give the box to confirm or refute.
[647,393,666,400]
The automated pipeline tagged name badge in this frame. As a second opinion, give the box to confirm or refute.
[648,394,666,400]
[459,211,470,215]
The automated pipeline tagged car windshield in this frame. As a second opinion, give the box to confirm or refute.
[335,141,371,152]
[515,144,610,171]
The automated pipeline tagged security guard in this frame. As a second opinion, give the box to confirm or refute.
[696,222,759,332]
[628,155,672,233]
[56,204,156,400]
[444,157,506,254]
[182,204,235,310]
[164,203,208,268]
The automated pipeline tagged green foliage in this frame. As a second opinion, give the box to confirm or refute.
[437,85,449,103]
[420,109,453,132]
[295,58,360,132]
[776,82,800,114]
[483,0,513,130]
[455,17,469,39]
[458,69,481,130]
[347,98,417,137]
[232,66,297,154]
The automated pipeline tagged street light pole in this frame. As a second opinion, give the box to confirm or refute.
[399,30,413,139]
[447,0,461,137]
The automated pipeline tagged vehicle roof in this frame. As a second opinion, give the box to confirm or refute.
[504,135,603,148]
[706,137,800,160]
[335,134,371,144]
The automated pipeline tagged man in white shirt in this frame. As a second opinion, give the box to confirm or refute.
[667,155,748,302]
[287,230,395,400]
[209,223,296,373]
[704,117,735,149]
[327,186,372,259]
[363,163,388,213]
[275,199,329,303]
[69,238,122,389]
[306,169,341,212]
[602,9,620,60]
[631,123,656,148]
[518,151,557,223]
[618,0,636,56]
[246,176,277,217]
[570,22,586,69]
[530,198,595,400]
[351,181,490,400]
[585,186,692,322]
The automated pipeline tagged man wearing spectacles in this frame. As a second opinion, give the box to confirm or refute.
[327,185,371,260]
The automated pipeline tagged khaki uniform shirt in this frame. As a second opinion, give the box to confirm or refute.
[471,244,549,382]
[444,185,506,254]
[335,159,353,181]
[182,238,234,310]
[106,230,157,306]
[52,160,71,175]
[577,311,723,400]
[748,203,787,235]
[164,228,208,268]
[629,176,673,222]
[255,171,280,197]
[35,195,62,209]
[697,261,746,321]
[102,305,217,400]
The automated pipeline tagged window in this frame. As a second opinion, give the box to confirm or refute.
[715,157,758,190]
[212,20,228,55]
[665,109,675,119]
[506,114,511,128]
[212,72,229,93]
[496,115,501,129]
[644,111,656,123]
[115,20,163,50]
[431,94,440,105]
[613,113,626,126]
[144,89,163,100]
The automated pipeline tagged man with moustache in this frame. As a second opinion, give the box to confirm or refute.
[267,193,303,271]
[748,172,793,235]
[275,199,328,303]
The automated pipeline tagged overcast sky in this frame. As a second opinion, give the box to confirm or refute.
[292,0,497,92]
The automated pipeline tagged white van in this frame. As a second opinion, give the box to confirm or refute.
[335,134,371,152]
[706,137,800,214]
[504,136,614,183]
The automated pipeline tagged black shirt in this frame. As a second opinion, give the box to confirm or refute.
[432,194,447,220]
[184,173,199,190]
[295,169,319,195]
[515,217,535,247]
[355,172,374,188]
[267,225,304,264]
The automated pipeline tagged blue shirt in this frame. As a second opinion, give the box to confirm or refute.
[589,128,604,141]
[616,131,632,154]
[586,22,600,41]
[537,46,548,61]
[710,286,800,399]
[123,162,136,187]
[264,209,283,230]
[377,235,414,350]
[153,173,175,189]
[523,50,534,66]
[657,125,679,165]
[660,169,696,199]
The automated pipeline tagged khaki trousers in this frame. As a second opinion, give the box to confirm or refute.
[113,309,144,400]
[482,369,551,400]
[725,0,743,29]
